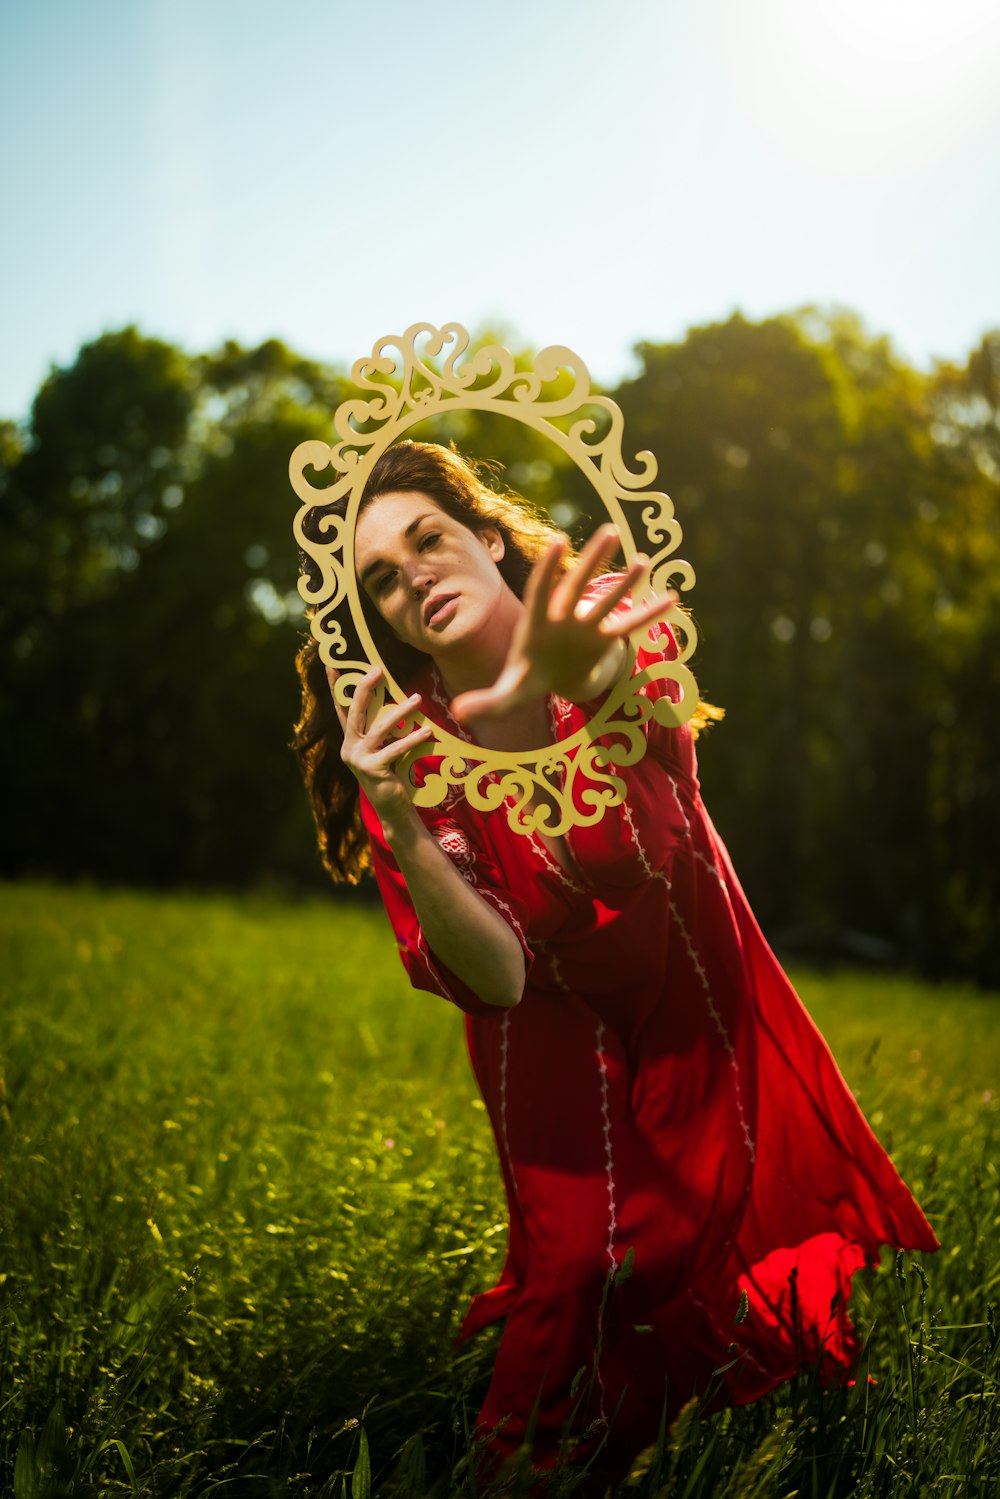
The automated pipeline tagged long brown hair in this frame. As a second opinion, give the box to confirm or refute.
[293,441,577,883]
[293,439,722,884]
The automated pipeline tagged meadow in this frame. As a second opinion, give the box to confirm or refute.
[1,881,997,1497]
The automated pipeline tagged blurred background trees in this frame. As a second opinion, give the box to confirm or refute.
[2,315,997,982]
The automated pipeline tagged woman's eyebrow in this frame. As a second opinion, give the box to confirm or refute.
[359,513,439,587]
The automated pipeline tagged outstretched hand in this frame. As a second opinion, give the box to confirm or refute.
[451,525,678,723]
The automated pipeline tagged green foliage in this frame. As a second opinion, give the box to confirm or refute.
[1,884,998,1496]
[1,314,998,978]
[1,330,348,889]
[617,309,1000,981]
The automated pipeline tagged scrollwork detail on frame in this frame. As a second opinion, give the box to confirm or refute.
[291,321,699,837]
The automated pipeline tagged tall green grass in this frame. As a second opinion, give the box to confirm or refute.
[1,882,997,1496]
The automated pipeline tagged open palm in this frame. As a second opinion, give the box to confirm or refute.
[451,525,677,721]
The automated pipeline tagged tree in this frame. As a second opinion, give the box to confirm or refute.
[614,310,1000,978]
[1,331,346,887]
[3,317,997,981]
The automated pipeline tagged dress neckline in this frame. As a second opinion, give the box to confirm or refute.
[415,663,588,891]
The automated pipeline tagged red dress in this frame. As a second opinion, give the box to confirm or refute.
[359,590,938,1478]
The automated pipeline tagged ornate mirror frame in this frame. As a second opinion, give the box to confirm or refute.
[291,322,699,837]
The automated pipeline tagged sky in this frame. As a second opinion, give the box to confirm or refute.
[2,0,999,421]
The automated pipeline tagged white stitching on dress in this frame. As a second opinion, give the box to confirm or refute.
[529,829,588,896]
[622,802,672,890]
[427,668,472,741]
[595,1019,619,1276]
[498,1010,517,1198]
[667,775,692,840]
[594,1017,619,1424]
[415,928,461,1008]
[669,900,756,1164]
[543,948,616,1421]
[694,846,726,886]
[621,799,755,1165]
[478,888,528,947]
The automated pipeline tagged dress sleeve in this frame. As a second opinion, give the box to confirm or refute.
[570,575,695,777]
[359,792,534,1018]
[570,575,683,713]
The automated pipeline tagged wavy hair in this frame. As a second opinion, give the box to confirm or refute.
[292,439,721,884]
[293,441,578,883]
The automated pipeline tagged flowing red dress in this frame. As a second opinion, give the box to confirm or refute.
[359,593,938,1476]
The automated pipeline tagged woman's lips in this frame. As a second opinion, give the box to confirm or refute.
[425,595,459,629]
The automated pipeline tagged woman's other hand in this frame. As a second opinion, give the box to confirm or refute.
[451,525,678,722]
[329,666,433,824]
[332,663,525,1006]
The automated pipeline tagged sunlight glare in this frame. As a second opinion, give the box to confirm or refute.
[721,0,1000,176]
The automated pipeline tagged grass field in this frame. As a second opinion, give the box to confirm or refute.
[1,881,997,1497]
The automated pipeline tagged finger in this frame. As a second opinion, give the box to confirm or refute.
[582,553,651,626]
[552,524,619,619]
[604,589,680,639]
[364,691,424,747]
[369,721,436,767]
[345,665,383,737]
[326,667,348,730]
[523,538,567,630]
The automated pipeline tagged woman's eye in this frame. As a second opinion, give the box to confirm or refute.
[419,532,441,551]
[375,571,396,595]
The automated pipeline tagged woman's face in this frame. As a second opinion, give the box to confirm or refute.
[354,490,509,658]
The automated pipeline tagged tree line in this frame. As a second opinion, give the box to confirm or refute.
[2,312,997,983]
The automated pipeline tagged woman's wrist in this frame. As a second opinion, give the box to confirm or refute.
[564,637,628,703]
[379,794,427,853]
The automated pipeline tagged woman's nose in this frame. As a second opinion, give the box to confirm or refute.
[407,564,436,595]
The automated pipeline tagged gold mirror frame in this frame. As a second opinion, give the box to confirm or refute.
[291,322,699,837]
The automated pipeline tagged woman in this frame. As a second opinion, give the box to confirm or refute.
[294,441,938,1482]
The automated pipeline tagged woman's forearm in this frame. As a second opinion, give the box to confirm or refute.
[380,803,526,1008]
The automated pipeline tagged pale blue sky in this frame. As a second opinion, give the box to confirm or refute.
[2,0,999,420]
